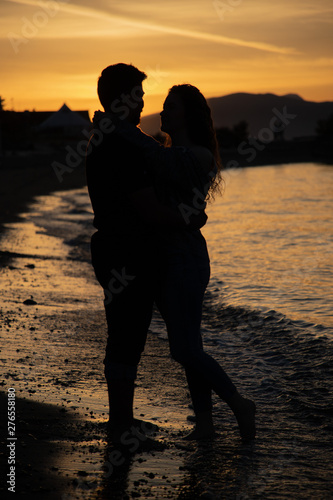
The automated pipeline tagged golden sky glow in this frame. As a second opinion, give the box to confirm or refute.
[1,0,333,118]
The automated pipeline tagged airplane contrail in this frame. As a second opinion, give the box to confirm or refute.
[6,0,300,55]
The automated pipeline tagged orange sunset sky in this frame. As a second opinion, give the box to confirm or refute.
[1,0,333,119]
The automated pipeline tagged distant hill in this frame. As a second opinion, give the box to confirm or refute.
[140,93,333,140]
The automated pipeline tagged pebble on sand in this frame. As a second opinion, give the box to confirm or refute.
[23,299,37,305]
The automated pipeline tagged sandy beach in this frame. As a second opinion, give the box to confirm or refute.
[0,154,240,499]
[1,153,332,500]
[0,183,247,499]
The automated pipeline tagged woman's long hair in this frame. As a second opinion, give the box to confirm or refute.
[165,84,223,200]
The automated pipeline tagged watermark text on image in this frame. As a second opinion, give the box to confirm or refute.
[7,387,16,494]
[8,0,70,54]
[213,0,243,21]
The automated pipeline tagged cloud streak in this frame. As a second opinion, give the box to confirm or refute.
[5,0,299,54]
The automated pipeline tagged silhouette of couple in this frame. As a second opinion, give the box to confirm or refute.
[86,63,255,444]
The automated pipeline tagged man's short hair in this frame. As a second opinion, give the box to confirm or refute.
[97,63,147,111]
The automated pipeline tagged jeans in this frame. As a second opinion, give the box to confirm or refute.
[91,231,154,380]
[155,244,236,414]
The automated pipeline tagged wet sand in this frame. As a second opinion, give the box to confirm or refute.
[1,154,332,499]
[0,151,86,228]
[0,197,246,499]
[0,156,237,499]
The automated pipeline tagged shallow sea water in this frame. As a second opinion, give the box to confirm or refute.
[203,162,333,336]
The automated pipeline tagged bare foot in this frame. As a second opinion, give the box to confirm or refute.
[183,426,216,441]
[234,399,256,442]
[107,422,165,451]
[133,418,159,434]
[227,392,256,442]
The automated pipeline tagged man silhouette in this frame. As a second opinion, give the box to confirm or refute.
[86,64,201,442]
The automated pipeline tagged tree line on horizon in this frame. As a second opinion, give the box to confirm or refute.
[1,95,332,153]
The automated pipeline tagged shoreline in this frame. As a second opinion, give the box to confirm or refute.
[0,199,195,498]
[1,153,333,499]
[219,138,333,169]
[0,168,220,498]
[1,147,331,230]
[0,151,86,230]
[0,156,258,499]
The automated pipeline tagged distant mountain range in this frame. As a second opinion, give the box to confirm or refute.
[140,93,333,140]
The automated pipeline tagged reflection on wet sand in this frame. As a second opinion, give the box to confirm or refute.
[1,188,333,499]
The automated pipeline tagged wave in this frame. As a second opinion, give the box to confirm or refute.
[27,187,333,423]
[202,287,333,421]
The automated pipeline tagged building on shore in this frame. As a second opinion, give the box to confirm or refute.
[0,104,91,152]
